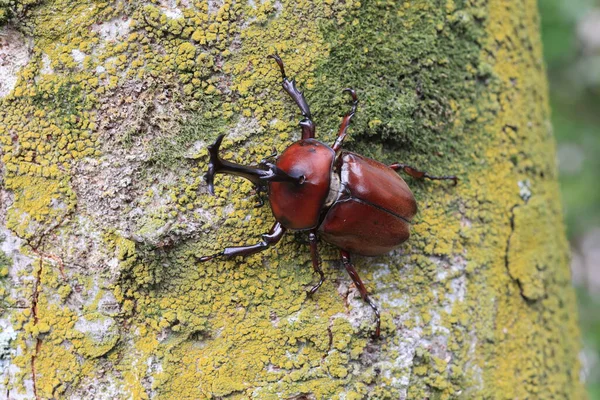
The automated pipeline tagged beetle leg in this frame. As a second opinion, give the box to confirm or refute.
[251,185,266,208]
[340,250,381,338]
[260,147,278,164]
[331,89,358,154]
[197,222,286,261]
[269,54,315,140]
[389,163,458,185]
[205,134,303,195]
[307,230,325,297]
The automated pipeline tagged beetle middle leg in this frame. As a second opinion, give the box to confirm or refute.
[198,222,286,261]
[332,89,358,153]
[340,250,381,338]
[389,163,458,185]
[307,230,325,297]
[269,54,315,140]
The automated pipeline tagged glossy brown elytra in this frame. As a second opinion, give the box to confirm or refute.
[200,55,457,338]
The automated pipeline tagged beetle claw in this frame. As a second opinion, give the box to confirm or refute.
[342,88,358,103]
[268,54,286,79]
[260,148,278,165]
[254,198,265,208]
[341,88,358,116]
[197,252,224,262]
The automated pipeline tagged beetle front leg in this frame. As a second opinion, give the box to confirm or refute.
[198,222,286,261]
[340,250,381,338]
[269,54,315,139]
[251,185,268,208]
[307,230,325,297]
[389,163,458,185]
[331,89,358,153]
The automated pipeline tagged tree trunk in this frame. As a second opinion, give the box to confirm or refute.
[0,0,584,398]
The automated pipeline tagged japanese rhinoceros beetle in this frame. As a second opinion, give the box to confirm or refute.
[200,55,457,337]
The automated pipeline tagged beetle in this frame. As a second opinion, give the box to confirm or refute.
[199,55,457,338]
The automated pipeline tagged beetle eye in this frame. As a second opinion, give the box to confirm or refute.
[298,175,306,185]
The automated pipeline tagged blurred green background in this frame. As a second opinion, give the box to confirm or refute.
[539,0,600,397]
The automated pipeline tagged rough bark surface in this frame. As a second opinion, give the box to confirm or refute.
[0,0,584,399]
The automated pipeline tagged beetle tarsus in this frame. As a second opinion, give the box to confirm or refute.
[342,88,358,113]
[389,163,458,186]
[260,148,278,165]
[197,252,224,262]
[252,185,267,208]
[307,231,325,297]
[269,54,315,139]
[254,197,264,208]
[198,222,287,261]
[332,89,359,153]
[341,250,381,339]
[268,54,287,79]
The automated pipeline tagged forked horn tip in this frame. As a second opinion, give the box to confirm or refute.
[209,134,225,150]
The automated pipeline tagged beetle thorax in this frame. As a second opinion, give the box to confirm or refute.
[267,139,336,230]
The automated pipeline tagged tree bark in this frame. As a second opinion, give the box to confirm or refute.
[0,0,584,399]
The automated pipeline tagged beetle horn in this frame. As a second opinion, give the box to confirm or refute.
[204,134,226,196]
[203,134,303,196]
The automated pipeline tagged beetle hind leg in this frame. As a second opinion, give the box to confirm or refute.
[198,222,286,261]
[340,250,381,338]
[389,163,458,185]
